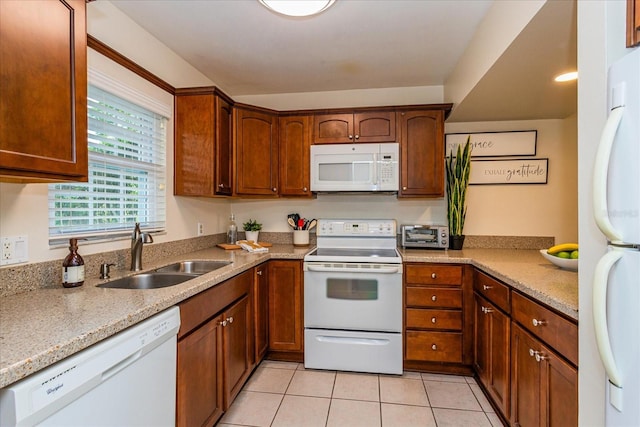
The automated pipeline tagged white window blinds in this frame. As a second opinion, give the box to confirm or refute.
[48,84,167,243]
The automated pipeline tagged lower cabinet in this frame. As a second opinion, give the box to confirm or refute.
[176,270,253,427]
[473,293,510,419]
[511,323,578,427]
[253,263,269,364]
[267,260,304,360]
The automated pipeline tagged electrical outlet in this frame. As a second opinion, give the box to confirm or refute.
[197,222,204,236]
[1,235,28,266]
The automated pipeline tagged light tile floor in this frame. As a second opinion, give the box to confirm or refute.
[218,360,505,427]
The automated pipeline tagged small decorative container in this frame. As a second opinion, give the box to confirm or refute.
[293,230,310,247]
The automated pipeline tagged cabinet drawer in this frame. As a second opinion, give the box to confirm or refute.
[405,331,462,363]
[474,270,510,313]
[406,287,462,308]
[406,308,462,330]
[406,264,463,286]
[511,292,578,365]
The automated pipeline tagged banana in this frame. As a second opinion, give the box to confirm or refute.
[547,243,579,254]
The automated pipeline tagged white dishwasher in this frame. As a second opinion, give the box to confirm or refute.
[0,306,180,426]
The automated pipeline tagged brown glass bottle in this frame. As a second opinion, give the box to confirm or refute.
[62,238,85,288]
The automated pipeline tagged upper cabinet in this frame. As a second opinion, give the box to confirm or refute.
[628,0,640,47]
[0,0,88,182]
[279,115,312,197]
[235,106,279,196]
[313,111,396,144]
[398,109,445,198]
[174,88,234,197]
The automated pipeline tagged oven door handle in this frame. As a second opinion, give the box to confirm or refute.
[315,335,391,346]
[305,265,401,274]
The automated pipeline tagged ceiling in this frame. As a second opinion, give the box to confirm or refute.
[108,0,576,122]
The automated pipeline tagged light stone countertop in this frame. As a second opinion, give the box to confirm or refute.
[0,245,577,389]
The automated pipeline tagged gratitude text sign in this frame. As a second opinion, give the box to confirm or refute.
[469,159,548,185]
[446,131,537,157]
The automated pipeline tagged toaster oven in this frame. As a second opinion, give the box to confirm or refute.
[401,224,449,249]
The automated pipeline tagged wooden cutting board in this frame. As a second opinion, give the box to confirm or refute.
[217,242,273,250]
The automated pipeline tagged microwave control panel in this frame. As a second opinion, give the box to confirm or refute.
[317,219,396,237]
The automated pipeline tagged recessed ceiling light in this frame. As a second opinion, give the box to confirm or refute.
[554,71,578,82]
[259,0,336,17]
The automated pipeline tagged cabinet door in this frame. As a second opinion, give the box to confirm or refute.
[313,113,354,144]
[174,93,215,196]
[176,314,223,427]
[279,115,312,197]
[268,260,303,353]
[223,294,252,408]
[398,110,444,197]
[354,111,396,143]
[0,0,87,181]
[511,323,542,427]
[235,108,279,195]
[474,293,510,419]
[254,263,269,363]
[543,345,578,427]
[628,0,640,47]
[215,96,233,195]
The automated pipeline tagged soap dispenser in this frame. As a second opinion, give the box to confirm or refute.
[62,238,85,288]
[227,214,237,244]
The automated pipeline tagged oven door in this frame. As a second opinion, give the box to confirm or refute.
[303,262,402,332]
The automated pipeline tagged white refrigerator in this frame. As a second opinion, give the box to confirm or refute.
[592,46,640,426]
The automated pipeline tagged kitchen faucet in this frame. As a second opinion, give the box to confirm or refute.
[131,222,153,271]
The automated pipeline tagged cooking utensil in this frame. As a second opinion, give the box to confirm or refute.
[298,218,305,230]
[287,218,297,229]
[307,219,317,231]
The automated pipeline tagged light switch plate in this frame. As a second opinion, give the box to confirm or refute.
[1,235,28,266]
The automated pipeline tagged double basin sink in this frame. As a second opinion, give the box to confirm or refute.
[98,260,231,290]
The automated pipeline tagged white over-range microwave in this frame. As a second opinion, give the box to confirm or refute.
[310,143,399,192]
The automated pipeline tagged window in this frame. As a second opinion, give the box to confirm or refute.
[49,82,168,244]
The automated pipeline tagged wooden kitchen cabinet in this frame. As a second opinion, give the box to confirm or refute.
[253,263,269,364]
[511,323,578,427]
[176,270,253,426]
[398,109,445,197]
[474,293,510,419]
[279,115,312,197]
[174,88,234,197]
[235,106,279,196]
[0,0,88,182]
[313,111,396,144]
[404,263,473,373]
[628,0,640,47]
[267,260,304,361]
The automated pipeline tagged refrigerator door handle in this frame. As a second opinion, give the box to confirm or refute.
[593,249,624,388]
[593,106,625,243]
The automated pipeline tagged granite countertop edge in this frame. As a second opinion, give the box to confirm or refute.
[0,246,577,388]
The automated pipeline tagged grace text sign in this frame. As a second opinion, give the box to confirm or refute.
[469,159,548,185]
[446,131,537,157]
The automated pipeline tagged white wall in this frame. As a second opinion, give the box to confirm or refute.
[577,1,629,425]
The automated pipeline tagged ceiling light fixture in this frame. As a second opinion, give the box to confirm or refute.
[259,0,336,17]
[554,71,578,82]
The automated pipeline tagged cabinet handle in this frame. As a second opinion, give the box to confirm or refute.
[228,316,234,324]
[349,134,353,139]
[220,320,228,327]
[481,306,494,314]
[482,285,492,291]
[402,186,407,190]
[431,273,437,279]
[355,134,360,140]
[257,270,263,276]
[219,183,224,188]
[303,187,308,192]
[431,295,437,301]
[272,187,277,192]
[532,318,546,327]
[431,317,437,324]
[535,352,548,362]
[431,344,437,350]
[529,348,536,357]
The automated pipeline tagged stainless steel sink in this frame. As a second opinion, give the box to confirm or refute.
[98,273,199,289]
[153,260,231,275]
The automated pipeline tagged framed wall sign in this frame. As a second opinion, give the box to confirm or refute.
[469,158,548,185]
[446,130,537,157]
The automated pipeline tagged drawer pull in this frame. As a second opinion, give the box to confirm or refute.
[529,348,536,357]
[532,318,546,327]
[431,344,437,350]
[431,317,437,323]
[220,320,228,327]
[431,273,437,279]
[431,295,437,302]
[481,306,494,314]
[482,284,492,291]
[228,316,234,324]
[535,352,548,362]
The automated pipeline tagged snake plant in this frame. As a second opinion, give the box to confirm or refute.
[446,136,472,236]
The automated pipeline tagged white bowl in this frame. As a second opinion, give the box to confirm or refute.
[539,249,578,271]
